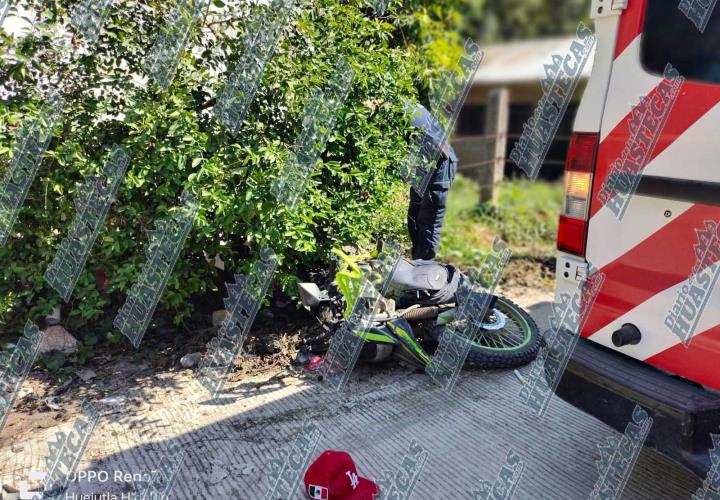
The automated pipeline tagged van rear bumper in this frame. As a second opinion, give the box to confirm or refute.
[552,336,720,477]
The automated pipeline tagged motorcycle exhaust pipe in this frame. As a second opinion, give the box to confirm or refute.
[611,323,642,347]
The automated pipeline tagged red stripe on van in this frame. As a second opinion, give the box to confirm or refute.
[589,84,720,219]
[646,324,720,390]
[613,0,648,59]
[581,205,720,338]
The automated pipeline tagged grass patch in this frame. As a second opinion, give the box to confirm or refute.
[439,175,563,286]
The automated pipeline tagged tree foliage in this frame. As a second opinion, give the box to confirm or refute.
[460,0,591,43]
[0,0,462,339]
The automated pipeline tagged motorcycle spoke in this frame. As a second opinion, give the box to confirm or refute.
[474,314,527,349]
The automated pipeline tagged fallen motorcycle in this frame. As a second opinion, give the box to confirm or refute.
[297,249,541,370]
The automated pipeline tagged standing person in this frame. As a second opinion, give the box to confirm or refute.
[406,102,458,260]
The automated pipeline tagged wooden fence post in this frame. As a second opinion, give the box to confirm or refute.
[484,87,509,202]
[450,87,510,202]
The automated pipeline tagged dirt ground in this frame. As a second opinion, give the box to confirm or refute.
[0,330,309,455]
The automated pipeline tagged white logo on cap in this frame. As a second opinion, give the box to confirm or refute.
[346,471,359,489]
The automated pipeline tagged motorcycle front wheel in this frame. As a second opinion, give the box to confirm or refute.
[430,295,541,369]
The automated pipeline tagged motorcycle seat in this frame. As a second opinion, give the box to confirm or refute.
[386,259,460,307]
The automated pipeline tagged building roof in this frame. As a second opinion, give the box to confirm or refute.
[473,36,597,86]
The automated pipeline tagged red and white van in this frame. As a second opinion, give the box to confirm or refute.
[553,0,720,475]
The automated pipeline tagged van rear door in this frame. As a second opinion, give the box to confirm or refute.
[581,0,720,390]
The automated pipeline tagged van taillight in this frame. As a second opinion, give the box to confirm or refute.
[557,133,598,256]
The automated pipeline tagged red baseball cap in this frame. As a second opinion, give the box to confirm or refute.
[304,450,379,500]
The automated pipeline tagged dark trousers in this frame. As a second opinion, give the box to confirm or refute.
[407,157,457,260]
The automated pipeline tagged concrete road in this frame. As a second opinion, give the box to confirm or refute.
[0,297,703,499]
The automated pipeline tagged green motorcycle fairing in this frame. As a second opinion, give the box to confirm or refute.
[350,317,431,366]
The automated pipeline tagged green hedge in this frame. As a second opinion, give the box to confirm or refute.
[0,0,462,340]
